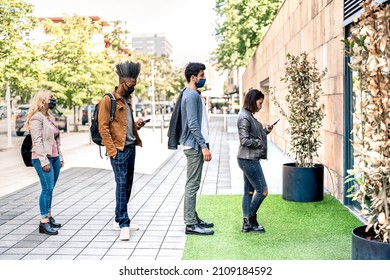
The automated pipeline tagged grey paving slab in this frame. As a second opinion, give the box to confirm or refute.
[0,247,8,254]
[21,254,50,260]
[131,248,159,256]
[47,254,76,260]
[34,241,66,248]
[129,255,155,260]
[79,248,109,256]
[55,247,84,255]
[3,247,33,254]
[0,254,24,260]
[29,247,58,255]
[74,255,102,260]
[60,241,90,248]
[105,248,133,256]
[158,249,184,258]
[86,242,113,249]
[111,242,137,249]
[102,255,129,260]
[13,240,42,248]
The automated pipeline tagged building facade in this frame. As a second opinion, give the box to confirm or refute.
[132,33,173,58]
[242,0,388,205]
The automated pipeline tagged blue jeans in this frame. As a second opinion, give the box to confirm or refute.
[32,157,61,218]
[237,158,268,218]
[110,146,135,228]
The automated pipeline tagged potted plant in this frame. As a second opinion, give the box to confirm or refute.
[271,52,327,202]
[344,0,390,259]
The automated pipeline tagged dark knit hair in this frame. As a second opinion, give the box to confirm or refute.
[115,61,141,80]
[243,89,264,113]
[184,62,206,82]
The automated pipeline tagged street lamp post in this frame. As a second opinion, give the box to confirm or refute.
[6,82,13,147]
[151,59,156,131]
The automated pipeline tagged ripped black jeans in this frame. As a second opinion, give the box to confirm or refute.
[237,158,268,218]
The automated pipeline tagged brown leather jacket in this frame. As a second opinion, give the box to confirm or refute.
[98,88,142,158]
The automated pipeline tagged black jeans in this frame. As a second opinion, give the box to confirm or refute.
[237,158,267,218]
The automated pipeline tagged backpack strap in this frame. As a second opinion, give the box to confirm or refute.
[102,93,116,159]
[104,93,116,122]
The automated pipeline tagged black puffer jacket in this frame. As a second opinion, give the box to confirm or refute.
[237,108,269,160]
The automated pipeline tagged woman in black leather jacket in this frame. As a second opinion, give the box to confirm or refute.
[237,89,273,233]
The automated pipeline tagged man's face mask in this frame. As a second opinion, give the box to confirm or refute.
[124,83,135,95]
[195,77,206,88]
[48,97,57,109]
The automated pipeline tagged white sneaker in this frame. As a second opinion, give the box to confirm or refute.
[130,223,140,231]
[113,221,139,231]
[119,227,130,241]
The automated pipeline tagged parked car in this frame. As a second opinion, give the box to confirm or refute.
[15,105,68,136]
[135,103,146,117]
[82,105,95,125]
[0,105,7,119]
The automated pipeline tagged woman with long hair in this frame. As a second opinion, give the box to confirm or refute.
[237,89,273,233]
[25,90,64,235]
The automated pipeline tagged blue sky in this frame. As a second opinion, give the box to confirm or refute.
[28,0,218,68]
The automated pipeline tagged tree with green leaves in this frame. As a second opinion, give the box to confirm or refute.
[0,0,40,103]
[132,53,186,102]
[213,0,282,70]
[40,15,115,130]
[104,20,130,53]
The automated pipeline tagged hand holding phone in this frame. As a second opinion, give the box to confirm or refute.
[143,118,151,124]
[271,119,280,126]
[267,119,280,132]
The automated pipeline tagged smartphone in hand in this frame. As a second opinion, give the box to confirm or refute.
[271,119,280,126]
[143,118,151,123]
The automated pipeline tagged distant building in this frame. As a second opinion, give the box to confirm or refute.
[132,33,173,58]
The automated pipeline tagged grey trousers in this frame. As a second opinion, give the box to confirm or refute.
[183,148,204,225]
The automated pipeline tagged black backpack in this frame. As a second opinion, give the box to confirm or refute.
[21,134,33,167]
[90,93,116,147]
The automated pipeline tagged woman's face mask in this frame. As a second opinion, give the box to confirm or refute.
[48,97,57,109]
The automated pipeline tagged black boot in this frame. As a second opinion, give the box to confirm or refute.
[242,218,251,232]
[195,211,214,228]
[185,224,214,235]
[39,222,58,235]
[249,214,265,233]
[49,216,61,228]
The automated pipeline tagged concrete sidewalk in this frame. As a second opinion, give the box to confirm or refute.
[0,115,292,260]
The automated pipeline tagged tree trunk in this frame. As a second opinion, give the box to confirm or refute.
[73,105,79,132]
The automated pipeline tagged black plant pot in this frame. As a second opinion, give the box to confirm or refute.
[352,225,390,260]
[282,163,324,202]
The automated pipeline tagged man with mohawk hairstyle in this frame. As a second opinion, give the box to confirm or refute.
[98,61,146,241]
